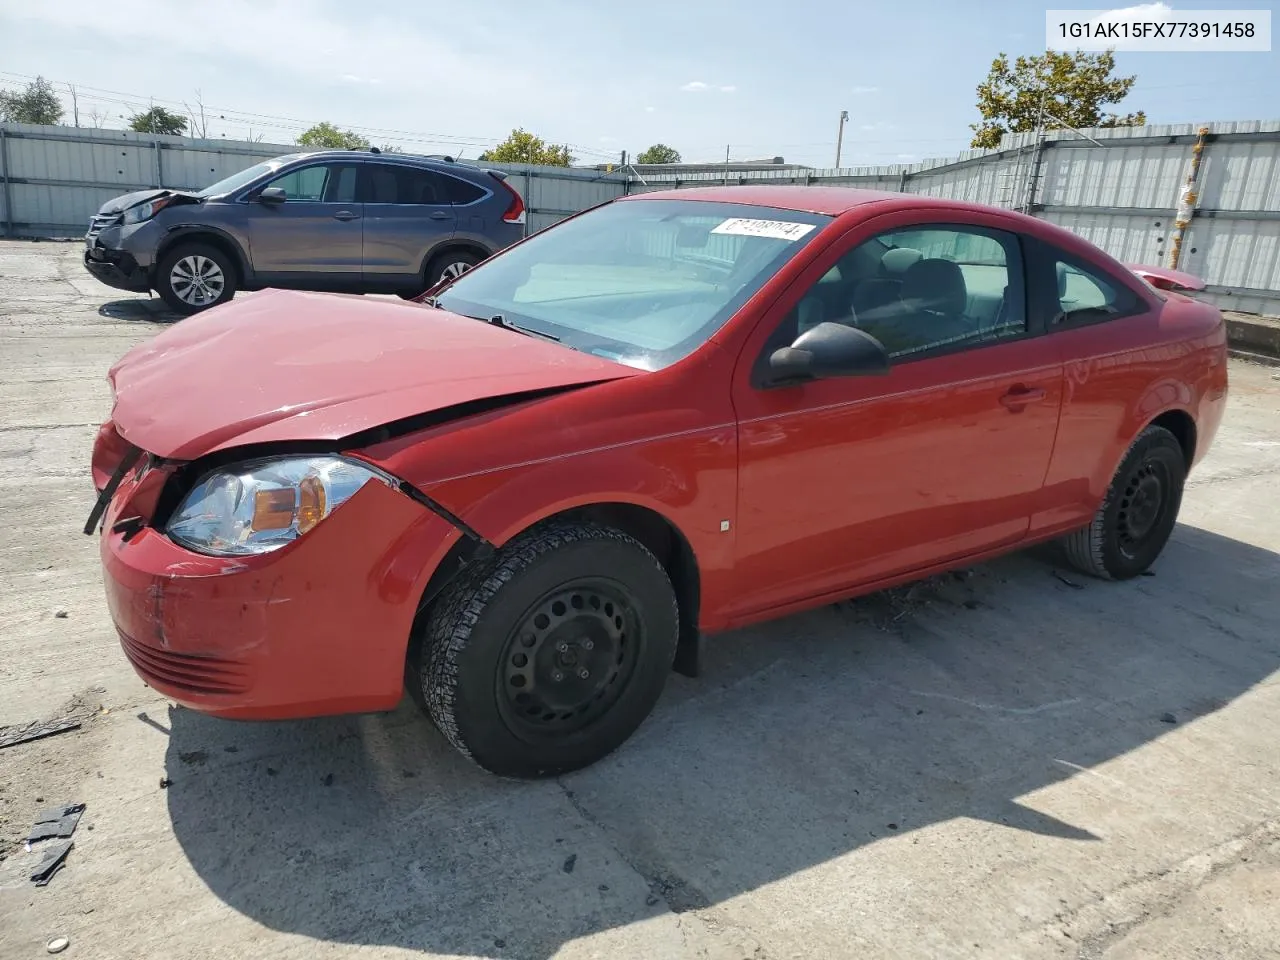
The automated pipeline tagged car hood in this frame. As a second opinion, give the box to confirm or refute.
[107,289,637,460]
[97,189,200,216]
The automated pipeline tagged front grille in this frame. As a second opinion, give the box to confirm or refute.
[86,213,122,244]
[118,628,251,696]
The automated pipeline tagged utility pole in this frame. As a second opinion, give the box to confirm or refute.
[724,144,730,184]
[835,110,849,168]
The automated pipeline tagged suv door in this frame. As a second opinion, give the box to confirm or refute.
[358,162,457,291]
[727,210,1064,620]
[244,161,361,289]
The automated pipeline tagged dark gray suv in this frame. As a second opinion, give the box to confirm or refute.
[83,150,526,314]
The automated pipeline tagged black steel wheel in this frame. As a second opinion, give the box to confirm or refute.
[497,581,642,740]
[1062,424,1187,580]
[415,522,679,778]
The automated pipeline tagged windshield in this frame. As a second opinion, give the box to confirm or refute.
[435,199,831,371]
[197,156,298,197]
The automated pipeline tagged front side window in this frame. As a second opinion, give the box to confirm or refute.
[435,200,831,371]
[265,163,357,203]
[778,224,1026,362]
[198,157,297,198]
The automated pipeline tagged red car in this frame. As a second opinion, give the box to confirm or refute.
[88,187,1228,777]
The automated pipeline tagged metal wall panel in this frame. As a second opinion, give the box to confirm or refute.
[4,121,1280,314]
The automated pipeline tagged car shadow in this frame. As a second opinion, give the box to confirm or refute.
[97,298,181,324]
[162,523,1279,959]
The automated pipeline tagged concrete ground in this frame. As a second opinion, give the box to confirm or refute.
[1,238,1278,960]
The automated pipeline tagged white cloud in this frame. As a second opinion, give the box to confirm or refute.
[896,153,915,160]
[598,135,617,142]
[851,85,879,95]
[719,85,736,93]
[681,81,709,91]
[644,105,656,113]
[340,74,381,84]
[1083,2,1174,48]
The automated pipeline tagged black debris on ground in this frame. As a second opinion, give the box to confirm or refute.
[562,854,577,874]
[322,773,334,787]
[1054,572,1085,590]
[159,777,173,789]
[178,750,207,766]
[1161,712,1178,724]
[0,718,81,751]
[30,840,73,887]
[27,804,86,844]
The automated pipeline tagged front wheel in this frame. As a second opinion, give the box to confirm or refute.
[155,242,237,315]
[1061,424,1187,580]
[415,522,679,778]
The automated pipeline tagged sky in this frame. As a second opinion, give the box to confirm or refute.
[0,0,1277,169]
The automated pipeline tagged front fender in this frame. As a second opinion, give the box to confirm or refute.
[410,427,739,630]
[160,224,254,284]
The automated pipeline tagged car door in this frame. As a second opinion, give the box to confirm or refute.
[358,162,457,290]
[727,210,1065,620]
[244,161,362,288]
[1025,239,1161,536]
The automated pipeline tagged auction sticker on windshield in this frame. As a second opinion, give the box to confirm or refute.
[711,218,817,242]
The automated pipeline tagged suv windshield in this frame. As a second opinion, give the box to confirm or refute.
[435,199,831,370]
[197,156,299,198]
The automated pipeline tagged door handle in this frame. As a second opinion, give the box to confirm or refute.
[999,385,1047,411]
[429,211,450,220]
[333,210,359,221]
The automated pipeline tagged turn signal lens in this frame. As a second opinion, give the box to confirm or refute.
[252,488,296,531]
[296,474,327,534]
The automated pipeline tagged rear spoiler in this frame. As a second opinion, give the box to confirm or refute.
[1125,263,1207,293]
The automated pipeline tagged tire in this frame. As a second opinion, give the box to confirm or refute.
[1062,424,1187,580]
[156,242,237,315]
[415,521,679,778]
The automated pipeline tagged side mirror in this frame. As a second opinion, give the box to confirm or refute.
[766,322,890,386]
[254,186,287,205]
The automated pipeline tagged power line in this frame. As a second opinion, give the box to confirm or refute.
[0,70,619,160]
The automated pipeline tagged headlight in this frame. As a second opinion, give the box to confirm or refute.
[166,456,396,556]
[122,196,173,225]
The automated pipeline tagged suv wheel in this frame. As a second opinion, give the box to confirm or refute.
[156,242,237,315]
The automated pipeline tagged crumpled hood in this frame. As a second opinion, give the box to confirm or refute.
[107,289,636,460]
[98,189,198,216]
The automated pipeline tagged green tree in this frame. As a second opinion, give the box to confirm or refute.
[0,76,64,125]
[637,143,681,164]
[478,128,572,166]
[970,49,1145,149]
[296,121,371,150]
[128,106,189,136]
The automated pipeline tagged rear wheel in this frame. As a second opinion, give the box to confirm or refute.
[1061,424,1186,580]
[156,242,237,315]
[396,251,482,301]
[414,522,679,778]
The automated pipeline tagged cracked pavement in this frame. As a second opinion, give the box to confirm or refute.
[1,239,1278,959]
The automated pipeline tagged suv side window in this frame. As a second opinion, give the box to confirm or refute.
[265,163,357,203]
[774,223,1027,363]
[1052,256,1145,326]
[440,174,487,205]
[361,164,451,205]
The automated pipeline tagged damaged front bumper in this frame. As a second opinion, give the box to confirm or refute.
[95,452,462,720]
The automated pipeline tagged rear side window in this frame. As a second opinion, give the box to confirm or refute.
[361,164,452,204]
[1052,257,1145,325]
[441,175,487,205]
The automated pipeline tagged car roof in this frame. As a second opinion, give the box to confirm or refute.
[620,185,1019,220]
[276,150,486,172]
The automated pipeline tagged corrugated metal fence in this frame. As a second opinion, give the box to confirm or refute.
[3,119,1279,315]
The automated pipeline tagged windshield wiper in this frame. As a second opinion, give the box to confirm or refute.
[486,314,560,342]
